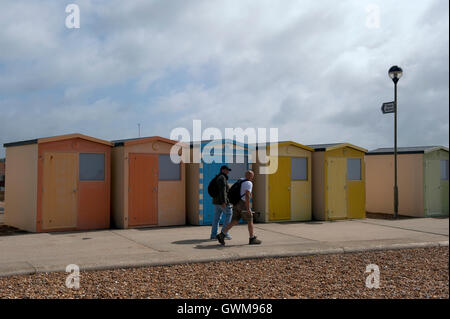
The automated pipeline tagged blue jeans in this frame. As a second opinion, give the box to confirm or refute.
[210,204,232,238]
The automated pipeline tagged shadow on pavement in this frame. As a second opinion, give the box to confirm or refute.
[0,225,28,237]
[194,243,249,249]
[365,212,419,220]
[134,225,198,231]
[172,239,212,245]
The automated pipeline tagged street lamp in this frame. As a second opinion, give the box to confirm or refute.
[388,65,403,218]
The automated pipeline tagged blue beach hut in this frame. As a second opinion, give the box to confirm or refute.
[186,140,255,225]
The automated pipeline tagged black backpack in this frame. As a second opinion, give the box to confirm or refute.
[207,175,220,198]
[228,179,248,205]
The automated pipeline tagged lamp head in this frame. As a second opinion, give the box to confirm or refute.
[389,65,403,84]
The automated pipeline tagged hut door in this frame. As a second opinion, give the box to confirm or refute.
[424,159,441,216]
[269,157,291,221]
[202,162,223,225]
[290,157,311,221]
[42,152,78,230]
[128,153,158,226]
[327,157,347,219]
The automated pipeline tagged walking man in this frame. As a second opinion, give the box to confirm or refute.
[217,170,261,245]
[210,165,233,240]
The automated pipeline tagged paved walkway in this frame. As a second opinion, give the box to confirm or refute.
[0,218,448,277]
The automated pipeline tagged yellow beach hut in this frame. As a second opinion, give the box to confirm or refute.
[252,141,314,222]
[309,143,367,220]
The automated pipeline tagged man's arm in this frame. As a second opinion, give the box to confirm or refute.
[217,175,228,206]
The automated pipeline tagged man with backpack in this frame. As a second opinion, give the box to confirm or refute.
[209,165,233,240]
[216,170,262,246]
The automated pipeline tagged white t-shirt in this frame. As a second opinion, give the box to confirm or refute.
[240,179,253,199]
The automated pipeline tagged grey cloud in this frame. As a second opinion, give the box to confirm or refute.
[0,0,448,158]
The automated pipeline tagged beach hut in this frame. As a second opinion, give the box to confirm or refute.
[0,158,5,201]
[0,158,5,186]
[309,143,367,220]
[366,146,449,217]
[0,158,4,222]
[186,140,254,225]
[111,136,186,228]
[3,134,112,232]
[252,141,314,222]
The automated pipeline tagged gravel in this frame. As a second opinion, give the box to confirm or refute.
[0,247,448,299]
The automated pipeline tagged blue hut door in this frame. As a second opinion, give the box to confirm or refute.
[202,162,223,225]
[201,144,249,225]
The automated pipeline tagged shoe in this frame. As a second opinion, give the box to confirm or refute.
[210,235,217,240]
[216,232,225,246]
[225,234,232,240]
[249,236,262,245]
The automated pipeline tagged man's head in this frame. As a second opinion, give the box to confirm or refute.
[245,170,254,181]
[220,165,232,175]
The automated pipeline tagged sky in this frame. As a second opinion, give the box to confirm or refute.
[0,0,448,158]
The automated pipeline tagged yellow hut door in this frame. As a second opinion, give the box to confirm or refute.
[347,158,365,219]
[290,157,311,221]
[425,159,441,216]
[269,157,291,221]
[327,157,347,219]
[42,152,78,230]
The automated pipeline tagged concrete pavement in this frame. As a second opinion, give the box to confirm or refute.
[0,217,448,277]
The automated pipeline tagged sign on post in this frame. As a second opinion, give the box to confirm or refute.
[381,101,395,114]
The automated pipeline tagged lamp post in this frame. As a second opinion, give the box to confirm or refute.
[388,65,403,218]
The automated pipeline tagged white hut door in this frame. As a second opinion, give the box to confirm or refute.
[425,159,441,216]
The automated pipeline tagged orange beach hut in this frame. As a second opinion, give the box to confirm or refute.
[3,134,112,232]
[111,136,186,228]
[366,146,449,217]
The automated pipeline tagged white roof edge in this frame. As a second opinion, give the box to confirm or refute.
[424,146,449,154]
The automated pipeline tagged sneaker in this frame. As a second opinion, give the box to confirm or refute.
[210,236,216,240]
[249,236,262,245]
[225,234,232,240]
[216,232,225,246]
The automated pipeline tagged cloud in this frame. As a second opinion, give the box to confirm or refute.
[0,0,448,158]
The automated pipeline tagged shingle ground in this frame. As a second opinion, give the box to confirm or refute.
[0,247,447,299]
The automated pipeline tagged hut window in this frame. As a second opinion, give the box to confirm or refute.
[159,154,181,180]
[228,155,247,180]
[347,158,361,180]
[291,157,308,180]
[79,153,105,181]
[441,160,449,180]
